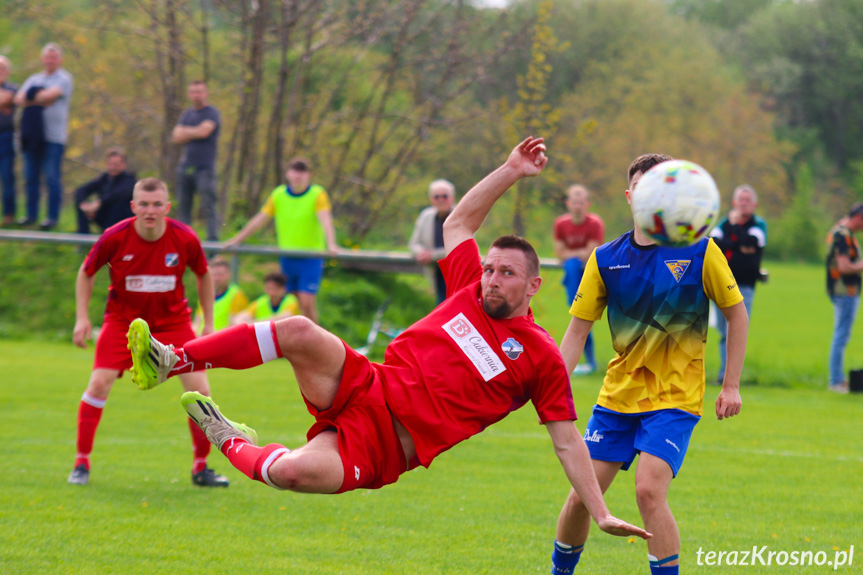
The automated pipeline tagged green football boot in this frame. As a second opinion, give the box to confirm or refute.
[127,318,179,390]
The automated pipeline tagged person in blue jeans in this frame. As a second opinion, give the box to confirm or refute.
[825,203,863,394]
[0,56,17,227]
[709,185,767,384]
[14,43,74,230]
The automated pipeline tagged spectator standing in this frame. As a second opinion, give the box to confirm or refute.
[14,43,73,230]
[75,147,136,234]
[553,184,605,374]
[408,179,456,304]
[172,80,221,241]
[709,184,767,383]
[234,272,299,324]
[193,257,249,333]
[224,157,338,324]
[0,56,18,227]
[825,203,863,394]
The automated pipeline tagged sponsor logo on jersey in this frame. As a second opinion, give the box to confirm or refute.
[608,264,630,270]
[122,254,134,261]
[442,312,507,382]
[501,337,524,360]
[449,317,472,338]
[165,253,179,267]
[664,259,691,282]
[126,275,177,293]
[584,428,604,443]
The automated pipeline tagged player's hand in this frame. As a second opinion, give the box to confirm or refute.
[222,237,241,249]
[415,249,433,265]
[596,515,652,540]
[505,136,548,178]
[716,386,742,420]
[73,319,92,349]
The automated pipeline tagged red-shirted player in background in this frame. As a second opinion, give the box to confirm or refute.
[127,138,651,540]
[68,177,230,488]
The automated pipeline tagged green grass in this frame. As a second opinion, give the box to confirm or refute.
[2,261,863,573]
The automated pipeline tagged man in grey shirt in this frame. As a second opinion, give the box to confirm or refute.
[172,80,221,241]
[14,43,74,230]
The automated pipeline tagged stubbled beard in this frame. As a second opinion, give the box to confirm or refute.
[483,298,513,319]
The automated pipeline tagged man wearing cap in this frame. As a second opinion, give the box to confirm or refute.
[825,203,863,394]
[224,158,337,324]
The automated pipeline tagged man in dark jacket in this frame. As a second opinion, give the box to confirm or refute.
[75,148,135,234]
[709,184,767,383]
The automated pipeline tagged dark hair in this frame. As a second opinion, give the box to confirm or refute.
[849,203,863,218]
[628,153,673,187]
[209,257,230,270]
[288,157,311,172]
[105,146,127,161]
[264,272,287,288]
[490,235,540,277]
[189,79,207,87]
[134,177,168,195]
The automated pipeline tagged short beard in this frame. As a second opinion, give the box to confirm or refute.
[483,298,514,320]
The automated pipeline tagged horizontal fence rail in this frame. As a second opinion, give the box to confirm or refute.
[0,229,564,274]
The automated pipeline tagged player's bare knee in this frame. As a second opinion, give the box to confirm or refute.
[634,481,664,512]
[273,316,318,355]
[564,489,589,516]
[86,371,115,398]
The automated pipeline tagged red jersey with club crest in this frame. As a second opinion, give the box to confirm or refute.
[83,217,208,329]
[380,239,576,467]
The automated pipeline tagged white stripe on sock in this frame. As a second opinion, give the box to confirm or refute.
[260,447,291,490]
[254,322,279,363]
[81,392,107,409]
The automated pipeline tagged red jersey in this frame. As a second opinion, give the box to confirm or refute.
[380,239,576,467]
[83,217,208,329]
[553,213,605,250]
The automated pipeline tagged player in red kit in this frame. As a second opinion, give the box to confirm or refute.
[128,139,651,540]
[68,177,230,488]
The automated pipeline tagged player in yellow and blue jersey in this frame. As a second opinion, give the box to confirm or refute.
[550,154,749,575]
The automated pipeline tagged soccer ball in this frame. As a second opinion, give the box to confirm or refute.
[630,159,720,247]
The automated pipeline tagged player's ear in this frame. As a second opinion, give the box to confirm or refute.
[625,189,632,205]
[527,275,542,297]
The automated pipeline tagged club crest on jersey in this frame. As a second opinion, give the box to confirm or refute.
[165,253,179,267]
[664,259,691,283]
[501,337,524,360]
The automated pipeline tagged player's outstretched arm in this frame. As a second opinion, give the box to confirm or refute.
[717,300,748,420]
[223,212,271,248]
[546,420,652,540]
[442,137,547,255]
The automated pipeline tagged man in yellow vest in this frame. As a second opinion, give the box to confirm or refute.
[223,158,337,324]
[235,272,299,324]
[193,257,248,333]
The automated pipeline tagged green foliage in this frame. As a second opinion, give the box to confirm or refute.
[768,163,829,263]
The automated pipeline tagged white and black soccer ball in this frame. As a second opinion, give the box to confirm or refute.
[631,159,720,247]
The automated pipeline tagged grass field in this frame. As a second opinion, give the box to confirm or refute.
[1,262,862,574]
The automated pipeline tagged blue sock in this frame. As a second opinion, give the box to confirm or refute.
[551,541,584,574]
[648,554,679,575]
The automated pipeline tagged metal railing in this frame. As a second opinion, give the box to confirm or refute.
[0,229,563,274]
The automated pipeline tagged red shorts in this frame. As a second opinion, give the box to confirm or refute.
[94,319,196,374]
[304,342,408,493]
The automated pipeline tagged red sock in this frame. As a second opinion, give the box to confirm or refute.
[188,418,211,474]
[221,440,290,486]
[170,322,282,376]
[75,393,105,469]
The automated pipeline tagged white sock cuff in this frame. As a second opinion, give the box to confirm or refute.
[254,321,279,363]
[81,392,107,409]
[260,447,291,490]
